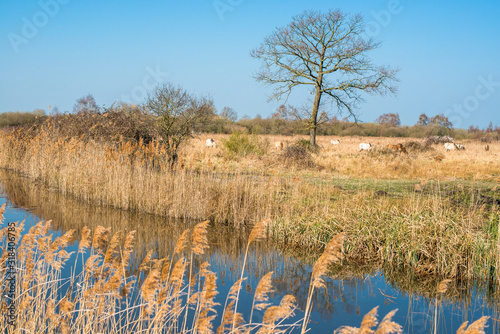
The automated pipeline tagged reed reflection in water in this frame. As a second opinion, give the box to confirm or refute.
[0,169,499,333]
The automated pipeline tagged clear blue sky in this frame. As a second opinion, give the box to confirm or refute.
[1,0,499,128]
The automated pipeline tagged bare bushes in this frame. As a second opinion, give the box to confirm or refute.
[274,142,318,169]
[404,141,434,153]
[21,105,159,144]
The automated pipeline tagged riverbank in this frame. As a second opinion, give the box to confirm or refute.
[0,122,499,281]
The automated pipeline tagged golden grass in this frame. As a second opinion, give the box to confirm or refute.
[0,206,493,333]
[0,129,499,283]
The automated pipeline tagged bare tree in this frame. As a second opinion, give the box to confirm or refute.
[73,94,99,114]
[251,10,399,146]
[277,104,329,131]
[430,114,453,129]
[376,113,401,126]
[219,106,238,122]
[145,83,215,167]
[416,113,429,126]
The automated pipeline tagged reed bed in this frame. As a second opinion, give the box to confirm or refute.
[1,205,433,334]
[0,126,499,282]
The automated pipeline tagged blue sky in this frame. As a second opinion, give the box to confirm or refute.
[1,0,499,128]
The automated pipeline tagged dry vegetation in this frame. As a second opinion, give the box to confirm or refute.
[0,120,499,283]
[0,206,415,333]
[1,206,491,333]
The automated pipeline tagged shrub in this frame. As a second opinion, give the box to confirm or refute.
[276,144,317,169]
[223,131,265,157]
[404,141,433,153]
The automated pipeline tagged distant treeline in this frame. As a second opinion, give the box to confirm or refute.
[0,109,47,128]
[1,104,498,141]
[234,117,500,140]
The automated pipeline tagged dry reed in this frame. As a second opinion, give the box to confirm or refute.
[0,129,498,281]
[0,212,493,333]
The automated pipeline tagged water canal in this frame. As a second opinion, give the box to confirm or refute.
[0,169,498,333]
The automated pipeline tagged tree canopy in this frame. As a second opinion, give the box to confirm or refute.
[251,9,399,146]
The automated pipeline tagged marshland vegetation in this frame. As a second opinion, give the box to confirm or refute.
[0,198,495,333]
[0,109,498,281]
[0,107,498,332]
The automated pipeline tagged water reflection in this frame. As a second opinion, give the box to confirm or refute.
[0,169,499,333]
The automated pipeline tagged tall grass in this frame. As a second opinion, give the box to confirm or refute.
[0,126,499,281]
[1,205,431,333]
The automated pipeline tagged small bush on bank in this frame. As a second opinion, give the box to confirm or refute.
[222,131,265,157]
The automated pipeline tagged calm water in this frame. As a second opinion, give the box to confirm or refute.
[0,169,499,333]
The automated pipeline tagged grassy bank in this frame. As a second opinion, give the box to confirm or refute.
[0,118,499,281]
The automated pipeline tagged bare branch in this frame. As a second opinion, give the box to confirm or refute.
[251,9,399,145]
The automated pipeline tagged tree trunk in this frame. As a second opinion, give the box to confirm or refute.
[309,87,322,147]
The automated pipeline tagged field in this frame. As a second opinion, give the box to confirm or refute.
[183,134,499,181]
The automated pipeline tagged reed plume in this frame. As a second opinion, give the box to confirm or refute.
[233,219,270,331]
[248,218,270,244]
[375,309,402,334]
[141,259,163,315]
[174,229,190,254]
[139,249,154,272]
[258,294,297,334]
[194,309,217,334]
[92,225,111,255]
[249,271,274,324]
[184,220,210,332]
[169,257,187,293]
[121,230,136,271]
[456,316,489,334]
[302,233,345,333]
[217,301,245,334]
[79,226,91,252]
[59,297,74,315]
[192,220,210,255]
[359,306,379,333]
[334,307,402,334]
[103,231,121,269]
